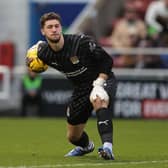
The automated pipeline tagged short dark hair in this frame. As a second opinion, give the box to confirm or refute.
[40,12,61,28]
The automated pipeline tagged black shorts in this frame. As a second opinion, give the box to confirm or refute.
[67,72,117,125]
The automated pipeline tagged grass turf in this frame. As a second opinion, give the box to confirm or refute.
[0,118,167,168]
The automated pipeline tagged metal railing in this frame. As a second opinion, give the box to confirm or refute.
[104,47,168,55]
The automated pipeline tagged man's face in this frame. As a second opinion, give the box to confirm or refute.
[41,19,62,43]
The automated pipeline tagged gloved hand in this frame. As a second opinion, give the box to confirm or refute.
[26,41,45,66]
[26,41,48,73]
[90,77,109,102]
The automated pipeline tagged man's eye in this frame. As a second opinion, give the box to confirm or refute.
[47,26,53,29]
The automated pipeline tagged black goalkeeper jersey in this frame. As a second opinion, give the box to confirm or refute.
[38,34,113,86]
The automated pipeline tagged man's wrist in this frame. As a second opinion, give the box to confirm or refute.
[93,77,106,87]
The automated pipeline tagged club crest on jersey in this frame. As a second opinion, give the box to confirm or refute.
[70,56,79,64]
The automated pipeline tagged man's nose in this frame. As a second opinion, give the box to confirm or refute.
[51,26,57,31]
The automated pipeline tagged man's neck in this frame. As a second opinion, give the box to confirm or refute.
[48,35,64,52]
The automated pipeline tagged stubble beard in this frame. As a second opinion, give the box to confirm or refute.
[47,35,61,44]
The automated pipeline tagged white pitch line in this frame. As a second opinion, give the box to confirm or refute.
[0,160,168,168]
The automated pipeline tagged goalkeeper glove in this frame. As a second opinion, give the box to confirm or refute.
[90,77,109,102]
[26,41,42,65]
[26,41,47,66]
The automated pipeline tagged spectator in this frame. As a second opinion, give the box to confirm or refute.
[145,0,168,45]
[110,8,147,68]
[111,8,147,48]
[20,69,43,117]
[121,0,153,19]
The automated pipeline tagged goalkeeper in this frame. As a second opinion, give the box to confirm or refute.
[27,12,117,160]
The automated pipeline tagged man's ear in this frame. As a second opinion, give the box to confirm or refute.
[41,29,45,36]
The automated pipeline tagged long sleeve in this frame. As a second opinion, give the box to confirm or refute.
[79,35,113,75]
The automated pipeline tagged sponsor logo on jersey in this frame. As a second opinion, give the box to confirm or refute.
[70,56,79,64]
[51,62,58,66]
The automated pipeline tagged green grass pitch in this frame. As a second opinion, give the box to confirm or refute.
[0,118,167,168]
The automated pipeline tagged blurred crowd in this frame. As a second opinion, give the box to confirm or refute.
[97,0,168,69]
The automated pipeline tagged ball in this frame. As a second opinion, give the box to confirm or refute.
[26,45,48,73]
[29,57,48,73]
